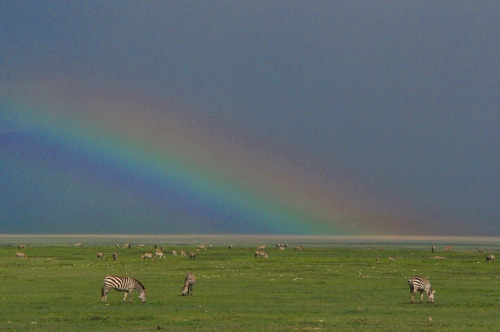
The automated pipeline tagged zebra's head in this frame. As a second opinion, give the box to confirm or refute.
[427,290,435,303]
[139,291,146,303]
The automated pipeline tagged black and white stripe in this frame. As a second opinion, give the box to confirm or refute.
[182,272,196,296]
[101,275,146,304]
[408,276,435,303]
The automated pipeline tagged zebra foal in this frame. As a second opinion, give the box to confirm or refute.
[408,276,435,304]
[101,275,146,304]
[182,272,196,296]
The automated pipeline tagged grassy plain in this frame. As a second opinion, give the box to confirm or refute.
[0,240,499,331]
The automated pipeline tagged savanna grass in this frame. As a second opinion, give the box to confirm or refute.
[0,244,498,331]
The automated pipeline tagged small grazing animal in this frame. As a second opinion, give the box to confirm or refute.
[182,272,196,296]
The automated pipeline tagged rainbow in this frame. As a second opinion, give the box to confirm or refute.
[1,79,419,235]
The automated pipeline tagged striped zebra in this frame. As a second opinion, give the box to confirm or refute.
[101,275,146,304]
[182,272,196,296]
[486,254,495,263]
[408,276,435,303]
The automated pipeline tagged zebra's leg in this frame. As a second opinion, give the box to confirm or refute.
[419,291,424,303]
[410,291,416,304]
[102,287,108,303]
[123,291,128,302]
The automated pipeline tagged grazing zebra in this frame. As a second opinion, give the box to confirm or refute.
[101,275,146,304]
[279,246,285,251]
[112,252,117,261]
[188,252,197,259]
[155,251,165,259]
[228,245,233,250]
[16,252,27,259]
[172,250,178,257]
[182,272,196,296]
[18,244,26,249]
[408,276,435,304]
[141,253,154,260]
[180,250,187,257]
[444,246,453,251]
[486,254,495,263]
[97,252,104,260]
[255,250,268,258]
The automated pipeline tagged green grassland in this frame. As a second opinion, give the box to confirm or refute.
[0,243,498,331]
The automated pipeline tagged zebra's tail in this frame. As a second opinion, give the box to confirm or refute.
[101,285,105,297]
[408,278,414,293]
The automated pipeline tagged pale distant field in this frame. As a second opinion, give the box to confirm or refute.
[2,234,500,248]
[1,235,499,331]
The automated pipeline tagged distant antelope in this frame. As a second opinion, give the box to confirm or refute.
[255,251,268,258]
[279,246,285,251]
[257,245,266,250]
[431,246,436,252]
[172,250,178,257]
[180,250,187,258]
[16,252,27,259]
[74,243,83,247]
[101,275,146,304]
[97,252,104,260]
[228,245,233,250]
[18,244,26,249]
[477,248,484,253]
[124,244,131,249]
[155,251,165,259]
[188,252,197,259]
[115,243,120,248]
[408,276,435,303]
[197,245,206,251]
[141,253,154,260]
[137,244,145,248]
[182,272,196,296]
[486,254,495,263]
[294,246,303,251]
[112,252,118,261]
[444,246,453,251]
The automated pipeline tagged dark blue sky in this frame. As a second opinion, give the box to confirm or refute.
[1,1,499,234]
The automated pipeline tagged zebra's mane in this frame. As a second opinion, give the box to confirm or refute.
[134,278,146,291]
